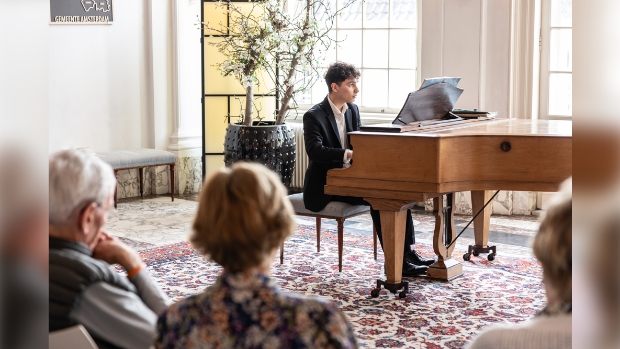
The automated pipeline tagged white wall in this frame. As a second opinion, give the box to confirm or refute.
[49,1,150,152]
[47,0,202,156]
[421,0,512,117]
[421,0,541,215]
[1,0,49,152]
[48,0,176,153]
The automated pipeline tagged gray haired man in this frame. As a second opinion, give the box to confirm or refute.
[49,149,169,349]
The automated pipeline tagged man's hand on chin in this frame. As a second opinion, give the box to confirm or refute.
[92,231,143,272]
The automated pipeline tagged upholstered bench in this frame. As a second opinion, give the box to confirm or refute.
[96,149,176,208]
[284,193,377,272]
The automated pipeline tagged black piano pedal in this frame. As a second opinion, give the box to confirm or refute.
[370,279,409,299]
[463,245,497,262]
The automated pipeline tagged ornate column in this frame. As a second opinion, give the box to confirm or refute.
[168,0,203,194]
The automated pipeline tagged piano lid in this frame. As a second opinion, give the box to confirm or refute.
[393,82,463,124]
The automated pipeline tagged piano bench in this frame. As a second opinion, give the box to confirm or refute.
[283,193,377,272]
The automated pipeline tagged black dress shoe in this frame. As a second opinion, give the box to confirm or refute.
[405,250,437,267]
[402,259,428,277]
[382,260,428,277]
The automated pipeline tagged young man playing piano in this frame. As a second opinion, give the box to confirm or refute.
[302,61,435,276]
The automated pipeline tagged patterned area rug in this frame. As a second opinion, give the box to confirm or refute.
[138,226,545,349]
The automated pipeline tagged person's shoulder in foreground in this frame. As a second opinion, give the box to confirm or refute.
[468,178,573,349]
[156,271,357,349]
[466,312,572,349]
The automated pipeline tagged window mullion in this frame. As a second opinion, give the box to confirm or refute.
[306,0,418,111]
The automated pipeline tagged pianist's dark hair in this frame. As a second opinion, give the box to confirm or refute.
[324,61,361,93]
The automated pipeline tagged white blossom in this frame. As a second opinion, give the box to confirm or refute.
[242,75,254,88]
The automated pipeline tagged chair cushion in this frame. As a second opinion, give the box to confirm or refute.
[288,193,370,218]
[95,149,176,170]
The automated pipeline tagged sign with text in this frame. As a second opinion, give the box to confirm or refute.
[50,0,114,24]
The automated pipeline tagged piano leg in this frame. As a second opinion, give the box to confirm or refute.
[464,190,497,262]
[427,193,464,280]
[370,210,409,298]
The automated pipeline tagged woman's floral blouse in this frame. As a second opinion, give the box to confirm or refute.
[155,270,358,349]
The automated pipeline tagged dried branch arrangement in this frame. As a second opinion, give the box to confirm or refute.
[202,0,354,125]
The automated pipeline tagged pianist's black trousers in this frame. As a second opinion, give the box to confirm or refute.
[331,195,415,254]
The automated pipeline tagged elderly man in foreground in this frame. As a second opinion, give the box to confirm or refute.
[49,149,169,349]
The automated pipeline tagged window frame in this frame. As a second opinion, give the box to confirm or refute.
[538,0,572,120]
[295,0,421,120]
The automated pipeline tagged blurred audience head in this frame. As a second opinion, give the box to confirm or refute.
[533,178,572,307]
[591,215,620,332]
[49,149,116,246]
[191,162,295,273]
[0,145,48,349]
[576,198,620,349]
[0,146,48,269]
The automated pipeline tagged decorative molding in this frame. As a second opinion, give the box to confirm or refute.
[145,0,155,148]
[168,0,182,150]
[478,0,487,110]
[168,0,202,157]
[175,156,202,195]
[170,0,181,133]
[168,134,202,157]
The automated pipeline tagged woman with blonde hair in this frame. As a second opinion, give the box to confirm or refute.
[467,178,572,349]
[155,162,358,349]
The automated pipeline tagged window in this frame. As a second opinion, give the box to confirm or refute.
[296,0,419,113]
[539,0,572,119]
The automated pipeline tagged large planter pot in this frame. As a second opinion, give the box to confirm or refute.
[224,121,296,188]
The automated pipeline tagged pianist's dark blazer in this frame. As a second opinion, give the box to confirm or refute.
[302,96,361,212]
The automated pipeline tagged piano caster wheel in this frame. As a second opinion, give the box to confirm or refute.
[488,253,496,261]
[472,250,479,257]
[371,288,380,298]
[463,253,471,261]
[398,290,407,299]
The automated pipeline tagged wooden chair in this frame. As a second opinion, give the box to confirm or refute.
[283,193,377,272]
[49,325,98,349]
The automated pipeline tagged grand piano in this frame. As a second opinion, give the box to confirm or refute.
[324,118,572,298]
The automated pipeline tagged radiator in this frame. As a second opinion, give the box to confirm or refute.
[290,123,307,189]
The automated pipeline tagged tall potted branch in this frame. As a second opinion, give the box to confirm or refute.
[269,0,352,124]
[204,2,275,126]
[202,0,352,186]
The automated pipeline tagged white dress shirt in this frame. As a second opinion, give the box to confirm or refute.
[327,95,352,168]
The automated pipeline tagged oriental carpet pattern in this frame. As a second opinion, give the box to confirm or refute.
[132,226,545,349]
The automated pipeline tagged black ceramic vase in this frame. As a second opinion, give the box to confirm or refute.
[224,121,296,188]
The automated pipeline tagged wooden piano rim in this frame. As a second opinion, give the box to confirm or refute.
[348,132,573,138]
[349,119,572,138]
[324,179,565,200]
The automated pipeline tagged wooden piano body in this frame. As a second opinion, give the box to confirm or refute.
[324,119,572,295]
